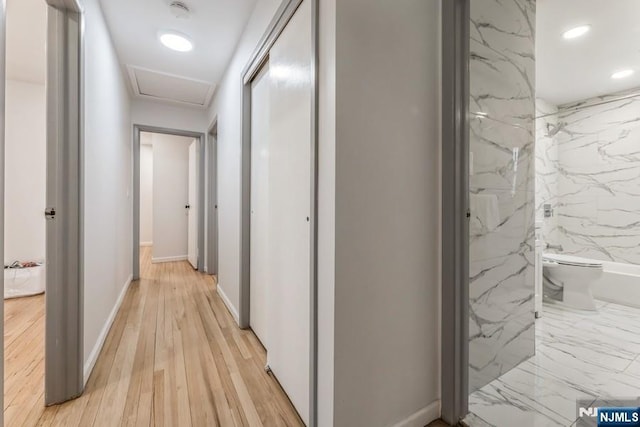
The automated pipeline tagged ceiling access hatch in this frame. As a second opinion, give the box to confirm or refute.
[127,65,216,108]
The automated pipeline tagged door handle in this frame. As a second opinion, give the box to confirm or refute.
[45,208,56,220]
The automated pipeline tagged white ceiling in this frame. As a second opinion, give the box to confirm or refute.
[6,0,47,84]
[11,0,636,109]
[537,0,640,105]
[99,0,257,108]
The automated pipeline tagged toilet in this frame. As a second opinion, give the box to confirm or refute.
[542,253,603,311]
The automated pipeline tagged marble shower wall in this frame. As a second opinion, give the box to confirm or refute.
[538,91,640,264]
[468,0,536,393]
[535,99,561,244]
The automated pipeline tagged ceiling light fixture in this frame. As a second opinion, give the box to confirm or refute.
[159,31,193,52]
[611,69,634,80]
[562,25,591,40]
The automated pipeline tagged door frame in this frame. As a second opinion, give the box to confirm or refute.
[132,125,206,279]
[441,0,471,424]
[44,0,85,406]
[238,0,319,424]
[206,119,219,275]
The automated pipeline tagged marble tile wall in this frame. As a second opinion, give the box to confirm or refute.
[535,99,561,244]
[557,92,640,264]
[535,90,640,264]
[468,0,536,393]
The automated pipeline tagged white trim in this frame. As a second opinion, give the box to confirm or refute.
[391,400,441,427]
[140,241,153,247]
[83,275,133,385]
[217,284,239,324]
[151,255,187,264]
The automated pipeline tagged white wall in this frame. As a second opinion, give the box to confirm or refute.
[206,0,282,322]
[140,143,153,245]
[132,99,209,132]
[150,133,193,261]
[4,80,46,264]
[82,0,133,380]
[326,0,442,425]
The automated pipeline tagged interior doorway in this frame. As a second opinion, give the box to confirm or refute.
[442,1,640,426]
[3,0,48,419]
[1,0,85,419]
[2,0,85,419]
[132,126,205,279]
[135,129,204,273]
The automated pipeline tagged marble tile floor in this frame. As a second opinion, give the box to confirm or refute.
[465,299,640,427]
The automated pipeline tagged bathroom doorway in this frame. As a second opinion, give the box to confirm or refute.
[442,1,640,425]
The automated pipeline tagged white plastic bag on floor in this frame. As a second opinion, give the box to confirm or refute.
[4,265,45,299]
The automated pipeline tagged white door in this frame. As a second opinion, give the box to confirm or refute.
[187,141,198,269]
[250,63,270,347]
[267,1,312,424]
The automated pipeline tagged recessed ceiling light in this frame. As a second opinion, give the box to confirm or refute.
[611,69,634,80]
[159,31,193,52]
[562,25,591,40]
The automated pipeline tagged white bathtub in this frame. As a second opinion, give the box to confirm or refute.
[589,259,640,309]
[4,265,46,299]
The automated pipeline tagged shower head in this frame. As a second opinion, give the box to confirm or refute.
[546,122,567,137]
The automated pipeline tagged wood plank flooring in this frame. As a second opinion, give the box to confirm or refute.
[4,293,45,427]
[5,246,303,426]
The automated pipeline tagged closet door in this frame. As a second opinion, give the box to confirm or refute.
[250,63,271,348]
[267,0,312,423]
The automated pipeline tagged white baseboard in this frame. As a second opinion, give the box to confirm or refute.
[217,284,239,325]
[83,274,133,385]
[152,255,187,264]
[139,241,153,247]
[392,400,440,427]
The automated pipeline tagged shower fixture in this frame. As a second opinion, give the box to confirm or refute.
[546,122,567,137]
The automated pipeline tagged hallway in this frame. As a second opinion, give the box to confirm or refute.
[10,246,302,426]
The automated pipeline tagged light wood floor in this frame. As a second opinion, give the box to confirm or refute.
[5,246,303,426]
[4,293,45,426]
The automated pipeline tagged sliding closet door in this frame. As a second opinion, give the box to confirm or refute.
[250,63,271,348]
[468,0,536,392]
[267,0,312,423]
